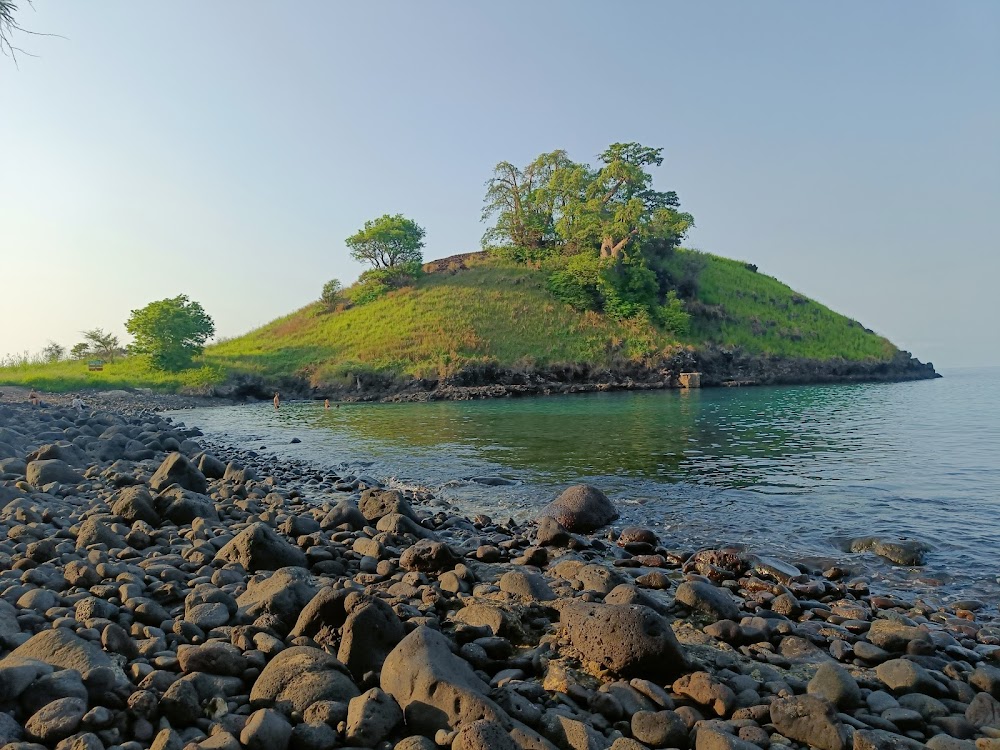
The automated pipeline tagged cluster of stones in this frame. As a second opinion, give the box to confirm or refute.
[1,402,999,750]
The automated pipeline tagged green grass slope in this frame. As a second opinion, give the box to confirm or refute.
[0,251,898,393]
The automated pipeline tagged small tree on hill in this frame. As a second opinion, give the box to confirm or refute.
[82,328,121,362]
[41,341,64,362]
[69,342,91,360]
[125,295,215,371]
[346,214,425,269]
[320,279,344,310]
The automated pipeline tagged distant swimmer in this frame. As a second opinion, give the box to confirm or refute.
[273,392,280,410]
[324,399,330,409]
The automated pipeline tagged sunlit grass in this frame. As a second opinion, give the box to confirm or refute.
[0,252,897,393]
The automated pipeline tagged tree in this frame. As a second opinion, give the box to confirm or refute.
[41,341,64,362]
[125,295,215,371]
[69,342,91,360]
[346,214,426,269]
[320,279,344,309]
[82,328,121,362]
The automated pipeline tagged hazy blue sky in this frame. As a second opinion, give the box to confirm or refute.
[1,2,997,367]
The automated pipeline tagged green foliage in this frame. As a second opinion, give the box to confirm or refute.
[69,342,91,360]
[82,328,121,362]
[41,341,64,363]
[481,142,693,267]
[320,278,344,309]
[125,295,215,371]
[657,291,691,335]
[345,261,424,307]
[546,253,602,311]
[346,214,426,269]
[0,356,225,393]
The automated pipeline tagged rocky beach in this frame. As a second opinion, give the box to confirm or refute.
[2,398,1000,750]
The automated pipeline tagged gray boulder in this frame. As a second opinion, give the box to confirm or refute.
[345,688,403,747]
[110,485,160,526]
[216,522,307,572]
[769,695,848,750]
[338,594,406,680]
[674,581,741,622]
[24,696,87,743]
[26,459,82,486]
[559,602,688,679]
[249,646,359,713]
[539,484,618,532]
[359,489,415,522]
[5,628,127,692]
[150,451,208,493]
[381,626,509,733]
[155,486,218,525]
[237,567,319,633]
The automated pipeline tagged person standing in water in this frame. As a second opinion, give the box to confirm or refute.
[273,392,280,410]
[324,399,330,410]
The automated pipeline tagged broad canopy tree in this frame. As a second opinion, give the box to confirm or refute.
[125,295,215,371]
[346,214,426,269]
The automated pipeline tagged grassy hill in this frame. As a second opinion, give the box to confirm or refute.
[0,250,902,394]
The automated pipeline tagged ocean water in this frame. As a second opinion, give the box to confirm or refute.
[168,366,1000,606]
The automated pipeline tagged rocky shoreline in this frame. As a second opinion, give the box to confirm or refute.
[210,349,940,404]
[2,400,998,750]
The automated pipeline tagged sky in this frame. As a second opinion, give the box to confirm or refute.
[1,1,997,368]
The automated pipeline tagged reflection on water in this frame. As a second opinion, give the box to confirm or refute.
[170,367,1000,604]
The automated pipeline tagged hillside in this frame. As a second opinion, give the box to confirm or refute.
[0,251,936,397]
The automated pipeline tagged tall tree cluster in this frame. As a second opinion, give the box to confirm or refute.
[481,143,694,329]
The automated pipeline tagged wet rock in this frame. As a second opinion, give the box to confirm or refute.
[559,602,688,679]
[381,625,507,734]
[674,581,741,622]
[250,646,359,713]
[345,688,403,747]
[769,694,848,750]
[535,516,571,547]
[150,451,208,493]
[540,484,618,533]
[359,489,415,522]
[849,536,930,566]
[216,523,307,572]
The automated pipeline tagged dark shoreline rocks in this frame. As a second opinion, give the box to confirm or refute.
[0,399,994,750]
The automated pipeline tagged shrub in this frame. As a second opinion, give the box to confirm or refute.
[546,253,602,311]
[320,279,344,309]
[656,291,691,335]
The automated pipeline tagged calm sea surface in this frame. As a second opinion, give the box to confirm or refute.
[168,367,1000,605]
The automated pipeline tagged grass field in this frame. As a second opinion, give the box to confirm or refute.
[0,251,898,393]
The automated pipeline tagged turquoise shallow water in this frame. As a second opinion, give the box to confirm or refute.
[169,366,1000,605]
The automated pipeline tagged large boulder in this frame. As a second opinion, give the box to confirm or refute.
[26,442,88,466]
[4,628,127,693]
[359,489,416,522]
[216,522,307,572]
[399,539,460,572]
[249,646,359,713]
[75,518,126,549]
[290,587,351,646]
[381,626,509,733]
[769,695,848,750]
[26,459,82,487]
[338,593,406,680]
[237,567,318,633]
[345,688,403,747]
[320,499,367,531]
[111,485,160,526]
[674,581,741,622]
[559,602,688,679]
[150,451,208,493]
[155,486,218,525]
[539,485,618,532]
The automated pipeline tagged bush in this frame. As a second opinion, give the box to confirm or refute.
[320,279,344,309]
[546,253,602,311]
[599,258,660,321]
[346,262,424,307]
[656,291,691,335]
